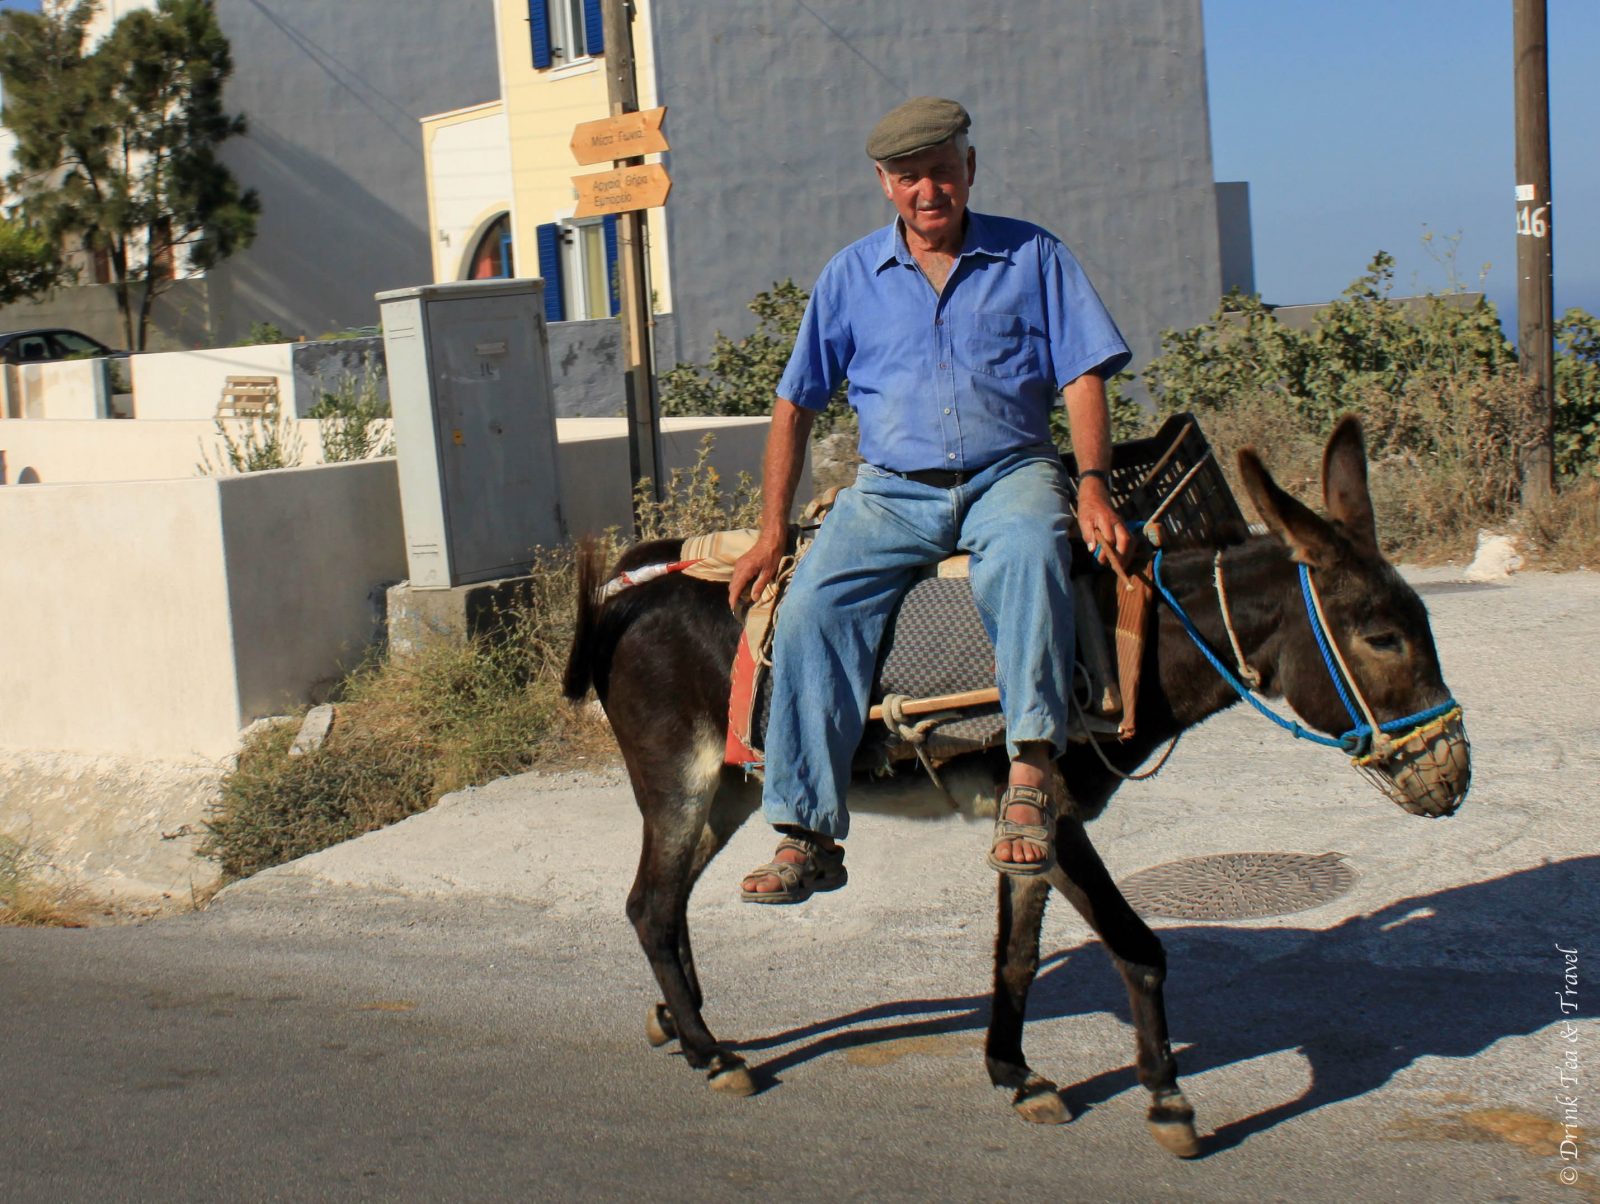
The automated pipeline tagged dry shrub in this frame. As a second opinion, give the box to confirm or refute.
[0,833,89,927]
[1180,370,1539,564]
[1353,370,1537,561]
[633,435,762,540]
[1516,477,1600,569]
[204,437,759,881]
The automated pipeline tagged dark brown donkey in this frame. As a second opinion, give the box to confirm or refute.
[562,416,1471,1157]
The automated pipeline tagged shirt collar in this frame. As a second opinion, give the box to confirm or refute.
[873,209,1010,274]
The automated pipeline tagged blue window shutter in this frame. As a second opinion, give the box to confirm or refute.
[536,222,565,322]
[529,0,552,69]
[583,0,604,55]
[603,215,619,316]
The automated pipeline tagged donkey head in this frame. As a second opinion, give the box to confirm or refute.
[1237,416,1470,816]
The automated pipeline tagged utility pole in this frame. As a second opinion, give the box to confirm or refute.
[600,0,665,523]
[1513,0,1555,504]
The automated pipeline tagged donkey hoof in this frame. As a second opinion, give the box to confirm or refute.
[707,1055,756,1097]
[1012,1077,1069,1125]
[1148,1091,1201,1158]
[645,1002,677,1048]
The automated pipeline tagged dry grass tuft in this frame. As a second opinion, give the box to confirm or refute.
[0,834,90,927]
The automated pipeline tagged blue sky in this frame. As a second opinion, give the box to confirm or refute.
[1205,0,1599,321]
[4,0,1595,323]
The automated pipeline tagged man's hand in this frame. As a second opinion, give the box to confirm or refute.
[730,397,814,611]
[729,530,786,611]
[1077,477,1132,572]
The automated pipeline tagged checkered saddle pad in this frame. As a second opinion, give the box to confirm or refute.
[751,572,1007,767]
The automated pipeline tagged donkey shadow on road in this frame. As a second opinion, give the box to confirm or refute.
[731,855,1594,1151]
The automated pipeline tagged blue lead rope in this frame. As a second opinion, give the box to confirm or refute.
[1149,549,1457,757]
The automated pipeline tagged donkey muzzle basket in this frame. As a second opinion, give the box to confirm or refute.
[1352,705,1471,818]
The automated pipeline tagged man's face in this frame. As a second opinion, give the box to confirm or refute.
[876,139,975,247]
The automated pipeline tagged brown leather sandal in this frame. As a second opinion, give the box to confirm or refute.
[740,834,848,904]
[988,784,1055,876]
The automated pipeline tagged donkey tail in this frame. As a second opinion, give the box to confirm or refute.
[563,536,607,702]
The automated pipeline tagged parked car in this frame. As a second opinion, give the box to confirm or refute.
[0,327,126,365]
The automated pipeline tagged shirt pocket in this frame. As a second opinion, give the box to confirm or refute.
[958,311,1041,379]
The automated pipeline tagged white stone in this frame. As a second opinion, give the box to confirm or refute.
[289,705,337,758]
[1462,530,1524,582]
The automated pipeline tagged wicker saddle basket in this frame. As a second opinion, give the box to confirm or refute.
[1063,411,1247,545]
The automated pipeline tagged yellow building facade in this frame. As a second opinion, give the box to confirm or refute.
[421,0,671,322]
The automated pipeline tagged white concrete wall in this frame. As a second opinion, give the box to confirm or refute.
[0,477,244,759]
[1,360,109,420]
[0,416,785,760]
[0,416,789,521]
[218,460,405,722]
[0,418,359,484]
[0,462,408,760]
[130,343,295,420]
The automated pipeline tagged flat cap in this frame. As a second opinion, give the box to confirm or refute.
[866,96,971,161]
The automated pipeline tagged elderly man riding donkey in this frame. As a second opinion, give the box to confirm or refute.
[566,96,1470,1152]
[730,96,1134,901]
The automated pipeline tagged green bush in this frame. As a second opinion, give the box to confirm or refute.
[1139,253,1599,560]
[309,355,393,462]
[659,280,850,434]
[237,320,290,346]
[1555,308,1600,477]
[196,414,303,475]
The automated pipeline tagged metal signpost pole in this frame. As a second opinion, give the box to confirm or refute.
[1513,0,1555,505]
[600,0,665,525]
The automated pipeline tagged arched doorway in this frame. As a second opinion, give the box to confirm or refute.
[467,214,513,279]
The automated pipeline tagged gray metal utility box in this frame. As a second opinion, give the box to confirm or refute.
[378,279,563,589]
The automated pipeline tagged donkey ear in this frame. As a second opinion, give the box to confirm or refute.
[1238,446,1342,568]
[1321,414,1379,558]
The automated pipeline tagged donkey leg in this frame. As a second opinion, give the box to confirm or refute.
[628,760,760,1096]
[1047,816,1201,1158]
[986,873,1070,1124]
[646,773,760,1052]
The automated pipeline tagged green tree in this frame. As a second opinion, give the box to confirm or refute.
[1554,308,1600,477]
[0,215,65,303]
[0,0,259,350]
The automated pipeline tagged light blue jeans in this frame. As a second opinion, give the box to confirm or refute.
[762,446,1076,838]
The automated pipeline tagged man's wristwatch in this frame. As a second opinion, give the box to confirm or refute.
[1079,469,1110,485]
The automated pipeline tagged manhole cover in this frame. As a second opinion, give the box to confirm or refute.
[1120,852,1356,921]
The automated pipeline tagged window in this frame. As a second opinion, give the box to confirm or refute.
[467,214,514,279]
[529,0,603,70]
[563,218,611,320]
[535,216,618,323]
[12,335,51,363]
[50,331,107,358]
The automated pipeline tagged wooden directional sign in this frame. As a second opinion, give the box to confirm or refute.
[570,106,669,166]
[572,163,672,218]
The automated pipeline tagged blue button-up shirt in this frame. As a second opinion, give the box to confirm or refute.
[777,210,1131,473]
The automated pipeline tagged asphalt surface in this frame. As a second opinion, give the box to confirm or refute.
[2,568,1597,1203]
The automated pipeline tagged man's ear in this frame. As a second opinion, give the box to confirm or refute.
[1321,414,1379,558]
[876,165,893,202]
[966,145,976,186]
[1239,447,1342,568]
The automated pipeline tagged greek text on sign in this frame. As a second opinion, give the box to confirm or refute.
[570,107,669,166]
[572,163,672,218]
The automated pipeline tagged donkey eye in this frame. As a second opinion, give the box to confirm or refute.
[1364,631,1405,654]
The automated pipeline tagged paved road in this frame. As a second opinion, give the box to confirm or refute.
[3,570,1597,1202]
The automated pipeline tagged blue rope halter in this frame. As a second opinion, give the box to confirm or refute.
[1149,547,1458,757]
